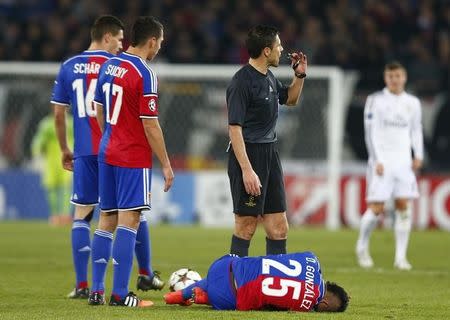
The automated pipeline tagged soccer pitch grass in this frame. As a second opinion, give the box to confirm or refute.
[0,222,449,320]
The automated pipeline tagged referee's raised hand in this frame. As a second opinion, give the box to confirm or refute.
[289,51,308,75]
[242,168,262,196]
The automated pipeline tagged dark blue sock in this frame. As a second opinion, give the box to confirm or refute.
[71,219,91,288]
[112,226,137,299]
[182,279,207,300]
[91,229,113,293]
[135,214,152,276]
[230,234,250,257]
[266,237,287,255]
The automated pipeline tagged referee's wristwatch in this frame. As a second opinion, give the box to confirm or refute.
[294,72,306,79]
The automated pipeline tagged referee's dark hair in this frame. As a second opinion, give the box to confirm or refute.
[131,16,163,47]
[91,15,124,42]
[246,25,279,59]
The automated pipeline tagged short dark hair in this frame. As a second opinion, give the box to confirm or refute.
[131,16,163,47]
[384,61,405,72]
[326,281,349,312]
[246,25,279,59]
[91,15,124,42]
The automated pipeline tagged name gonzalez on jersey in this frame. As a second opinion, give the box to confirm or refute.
[300,257,318,310]
[73,62,101,74]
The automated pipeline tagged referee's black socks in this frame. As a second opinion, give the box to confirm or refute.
[266,238,287,255]
[230,235,250,257]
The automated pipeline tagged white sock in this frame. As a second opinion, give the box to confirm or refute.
[394,206,412,262]
[356,208,379,252]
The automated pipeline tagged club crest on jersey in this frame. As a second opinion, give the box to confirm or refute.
[148,98,156,112]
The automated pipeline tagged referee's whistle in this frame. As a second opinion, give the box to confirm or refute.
[287,53,300,69]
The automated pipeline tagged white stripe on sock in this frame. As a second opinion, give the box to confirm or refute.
[117,225,137,235]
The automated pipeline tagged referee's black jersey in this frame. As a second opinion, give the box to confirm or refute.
[226,64,289,143]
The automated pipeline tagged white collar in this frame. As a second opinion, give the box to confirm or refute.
[383,87,405,98]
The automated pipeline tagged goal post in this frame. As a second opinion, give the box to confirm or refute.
[0,62,356,229]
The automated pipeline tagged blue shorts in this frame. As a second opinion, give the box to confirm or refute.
[71,155,99,206]
[98,161,151,212]
[206,255,237,310]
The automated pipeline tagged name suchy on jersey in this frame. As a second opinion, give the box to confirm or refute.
[94,52,159,168]
[233,252,325,311]
[51,50,113,157]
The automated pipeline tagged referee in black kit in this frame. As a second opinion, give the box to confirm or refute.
[226,25,307,257]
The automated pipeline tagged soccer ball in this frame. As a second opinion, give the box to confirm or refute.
[168,268,202,292]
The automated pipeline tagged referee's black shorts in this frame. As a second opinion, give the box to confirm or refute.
[227,142,286,216]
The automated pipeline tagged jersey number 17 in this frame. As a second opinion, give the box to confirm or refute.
[102,83,123,125]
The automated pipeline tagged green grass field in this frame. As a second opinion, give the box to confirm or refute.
[0,222,449,320]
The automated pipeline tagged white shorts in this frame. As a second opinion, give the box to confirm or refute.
[366,163,419,202]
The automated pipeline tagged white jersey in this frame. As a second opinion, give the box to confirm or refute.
[364,88,423,168]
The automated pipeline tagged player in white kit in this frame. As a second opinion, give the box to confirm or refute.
[356,62,424,271]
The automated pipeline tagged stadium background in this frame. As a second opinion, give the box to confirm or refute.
[0,0,449,230]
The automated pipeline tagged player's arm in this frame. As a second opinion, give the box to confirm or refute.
[51,64,73,171]
[229,125,261,196]
[411,99,424,172]
[95,102,105,133]
[364,95,384,175]
[54,104,73,171]
[93,74,106,133]
[285,52,307,106]
[142,118,174,192]
[227,76,261,196]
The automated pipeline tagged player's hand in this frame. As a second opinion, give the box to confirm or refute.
[375,163,384,176]
[289,51,308,74]
[412,158,423,173]
[242,168,262,196]
[62,149,74,171]
[162,165,174,192]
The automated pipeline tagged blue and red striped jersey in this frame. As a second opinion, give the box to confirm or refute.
[51,50,113,157]
[233,252,325,311]
[94,52,158,168]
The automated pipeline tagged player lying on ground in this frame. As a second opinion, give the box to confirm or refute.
[164,251,349,312]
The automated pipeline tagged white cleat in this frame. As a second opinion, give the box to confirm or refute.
[356,247,374,269]
[394,260,412,271]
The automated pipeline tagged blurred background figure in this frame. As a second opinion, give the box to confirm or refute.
[31,112,73,226]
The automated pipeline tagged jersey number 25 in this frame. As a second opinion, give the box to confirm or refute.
[261,259,302,299]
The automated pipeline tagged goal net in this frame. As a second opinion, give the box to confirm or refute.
[0,62,356,228]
